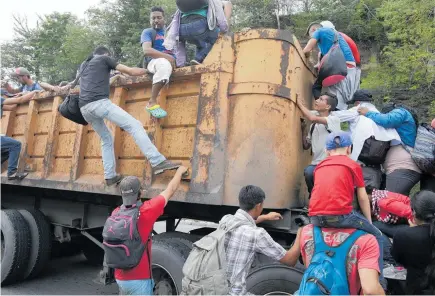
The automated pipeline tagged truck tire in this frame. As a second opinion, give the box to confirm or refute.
[153,231,201,243]
[18,209,52,280]
[152,239,191,295]
[80,235,104,266]
[1,210,31,285]
[246,264,303,295]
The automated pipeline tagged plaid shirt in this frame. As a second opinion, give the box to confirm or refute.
[223,209,286,295]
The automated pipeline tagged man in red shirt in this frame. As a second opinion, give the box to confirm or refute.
[309,131,386,289]
[114,166,188,295]
[299,225,385,295]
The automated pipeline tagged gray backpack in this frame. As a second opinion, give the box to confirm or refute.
[181,220,249,295]
[102,204,149,269]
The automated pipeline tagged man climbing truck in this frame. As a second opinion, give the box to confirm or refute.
[1,29,314,294]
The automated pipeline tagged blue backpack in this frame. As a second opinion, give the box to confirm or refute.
[296,226,365,295]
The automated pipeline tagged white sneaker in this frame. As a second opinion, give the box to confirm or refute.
[383,264,407,280]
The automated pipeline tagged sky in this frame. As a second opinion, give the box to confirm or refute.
[0,0,102,42]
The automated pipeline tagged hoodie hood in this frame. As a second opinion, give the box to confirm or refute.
[219,209,256,230]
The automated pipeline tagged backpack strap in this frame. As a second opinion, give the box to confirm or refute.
[151,28,157,48]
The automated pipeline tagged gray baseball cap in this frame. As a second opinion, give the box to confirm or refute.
[119,176,142,206]
[12,67,31,77]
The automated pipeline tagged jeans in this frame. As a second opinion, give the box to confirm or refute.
[386,169,421,196]
[373,221,409,265]
[116,279,154,295]
[304,165,316,196]
[311,211,385,286]
[80,99,166,179]
[180,16,219,63]
[1,136,22,176]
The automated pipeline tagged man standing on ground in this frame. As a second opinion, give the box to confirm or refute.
[141,7,175,119]
[76,46,180,186]
[114,166,188,295]
[220,185,303,295]
[295,92,341,197]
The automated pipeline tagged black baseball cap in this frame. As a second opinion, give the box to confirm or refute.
[120,176,142,206]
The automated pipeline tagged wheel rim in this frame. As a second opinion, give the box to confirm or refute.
[1,231,4,262]
[152,264,177,295]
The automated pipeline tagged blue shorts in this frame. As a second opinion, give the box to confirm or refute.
[116,279,154,295]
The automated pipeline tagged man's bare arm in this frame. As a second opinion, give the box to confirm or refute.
[280,228,302,266]
[359,268,385,295]
[356,187,372,223]
[115,64,148,76]
[39,82,60,92]
[303,38,318,54]
[160,166,189,206]
[2,91,38,105]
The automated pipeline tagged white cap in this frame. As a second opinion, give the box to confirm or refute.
[320,21,335,30]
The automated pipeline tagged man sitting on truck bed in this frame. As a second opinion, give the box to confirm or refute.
[220,185,303,295]
[74,45,180,186]
[3,67,61,94]
[1,91,40,180]
[113,166,188,295]
[141,6,175,119]
[295,92,341,197]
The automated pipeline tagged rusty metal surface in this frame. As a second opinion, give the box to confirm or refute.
[1,30,315,210]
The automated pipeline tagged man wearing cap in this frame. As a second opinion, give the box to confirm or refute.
[304,22,359,110]
[114,166,188,295]
[295,92,341,197]
[309,131,386,290]
[4,67,59,94]
[332,89,401,162]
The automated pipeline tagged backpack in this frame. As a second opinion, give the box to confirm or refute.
[358,136,391,165]
[181,219,249,295]
[296,226,365,295]
[176,0,208,13]
[410,123,435,174]
[102,204,149,269]
[318,32,348,88]
[58,59,91,126]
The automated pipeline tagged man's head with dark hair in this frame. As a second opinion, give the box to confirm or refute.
[150,6,165,29]
[314,92,338,113]
[239,185,266,218]
[93,46,112,56]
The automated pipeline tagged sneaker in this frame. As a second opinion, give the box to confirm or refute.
[153,160,181,175]
[383,264,407,280]
[106,174,124,186]
[8,172,28,180]
[190,60,201,65]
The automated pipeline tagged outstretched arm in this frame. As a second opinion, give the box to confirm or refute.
[296,94,327,125]
[2,91,39,105]
[160,166,189,206]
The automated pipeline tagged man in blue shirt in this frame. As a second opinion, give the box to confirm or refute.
[141,7,175,119]
[4,67,60,94]
[303,23,359,110]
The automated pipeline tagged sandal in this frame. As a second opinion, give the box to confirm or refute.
[146,104,167,119]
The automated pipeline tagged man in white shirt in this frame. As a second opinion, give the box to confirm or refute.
[296,92,341,197]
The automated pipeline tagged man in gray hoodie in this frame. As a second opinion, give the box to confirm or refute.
[220,185,302,295]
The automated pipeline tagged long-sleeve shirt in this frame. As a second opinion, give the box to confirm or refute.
[365,108,417,147]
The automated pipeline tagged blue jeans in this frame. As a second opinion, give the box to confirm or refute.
[304,165,316,196]
[179,17,219,63]
[80,99,166,179]
[311,211,385,286]
[1,136,22,176]
[116,279,154,295]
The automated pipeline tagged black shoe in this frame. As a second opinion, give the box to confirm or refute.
[8,172,28,180]
[106,174,123,186]
[153,160,181,175]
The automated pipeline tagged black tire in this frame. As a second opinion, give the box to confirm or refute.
[153,231,201,243]
[18,209,52,280]
[80,235,104,266]
[152,239,191,295]
[1,210,31,285]
[246,264,304,295]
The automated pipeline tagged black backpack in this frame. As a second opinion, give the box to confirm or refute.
[58,59,91,125]
[358,136,391,165]
[102,204,150,269]
[176,0,208,12]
